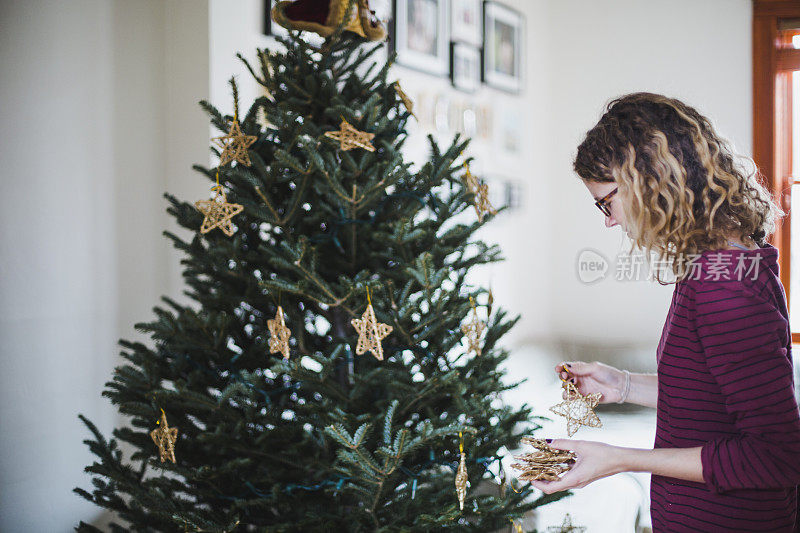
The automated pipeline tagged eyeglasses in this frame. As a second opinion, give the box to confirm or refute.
[594,187,618,217]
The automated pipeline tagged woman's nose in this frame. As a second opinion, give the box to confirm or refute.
[605,215,618,228]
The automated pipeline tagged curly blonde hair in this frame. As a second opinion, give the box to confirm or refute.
[573,92,784,284]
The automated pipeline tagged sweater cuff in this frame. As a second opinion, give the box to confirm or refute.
[701,439,725,495]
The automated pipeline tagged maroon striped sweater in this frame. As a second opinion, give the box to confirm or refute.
[653,243,800,532]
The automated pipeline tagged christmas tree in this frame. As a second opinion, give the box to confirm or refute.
[75,5,566,531]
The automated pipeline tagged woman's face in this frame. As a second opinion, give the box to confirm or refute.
[583,180,631,237]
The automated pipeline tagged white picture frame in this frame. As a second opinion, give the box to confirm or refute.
[450,42,481,92]
[482,1,523,93]
[392,0,450,76]
[450,0,482,46]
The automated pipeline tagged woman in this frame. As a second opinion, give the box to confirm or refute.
[534,93,800,531]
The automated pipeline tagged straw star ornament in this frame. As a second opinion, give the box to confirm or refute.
[393,82,417,119]
[511,437,576,482]
[461,297,486,357]
[546,513,587,533]
[195,185,244,237]
[324,119,376,152]
[267,306,292,359]
[462,163,497,222]
[351,289,393,361]
[150,409,178,463]
[212,118,257,166]
[549,380,603,437]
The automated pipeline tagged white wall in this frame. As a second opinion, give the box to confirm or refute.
[0,1,209,530]
[542,0,752,352]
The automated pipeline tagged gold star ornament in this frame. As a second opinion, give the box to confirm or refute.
[546,513,587,533]
[195,186,244,237]
[212,118,257,166]
[461,297,486,357]
[324,119,376,152]
[549,381,603,437]
[150,409,178,463]
[351,289,393,361]
[393,82,417,119]
[461,163,497,223]
[511,437,576,482]
[267,306,292,360]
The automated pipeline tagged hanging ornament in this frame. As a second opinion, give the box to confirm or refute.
[351,287,393,361]
[267,305,292,359]
[487,286,494,318]
[324,119,376,152]
[393,82,416,119]
[549,367,603,437]
[455,432,468,511]
[461,296,486,357]
[461,163,497,222]
[511,437,576,482]
[150,409,178,463]
[271,0,387,41]
[546,513,587,533]
[195,175,244,237]
[212,117,257,167]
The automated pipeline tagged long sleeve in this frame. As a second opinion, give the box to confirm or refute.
[693,279,800,493]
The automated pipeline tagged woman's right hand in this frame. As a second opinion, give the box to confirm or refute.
[555,361,627,404]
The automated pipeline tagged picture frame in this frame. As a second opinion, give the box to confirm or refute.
[450,0,482,46]
[263,0,289,38]
[450,42,481,93]
[391,0,450,76]
[482,1,523,93]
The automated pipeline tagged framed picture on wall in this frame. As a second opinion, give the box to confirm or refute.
[482,1,523,93]
[391,0,450,76]
[451,0,482,46]
[263,0,289,38]
[450,42,481,92]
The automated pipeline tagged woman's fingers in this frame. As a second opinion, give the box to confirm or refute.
[555,362,580,382]
[546,439,578,452]
[530,468,581,494]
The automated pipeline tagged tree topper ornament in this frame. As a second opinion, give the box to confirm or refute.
[271,0,387,41]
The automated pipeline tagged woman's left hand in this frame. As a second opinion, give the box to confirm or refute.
[529,439,626,494]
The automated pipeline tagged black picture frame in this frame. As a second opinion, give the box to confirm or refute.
[450,42,481,93]
[482,1,523,93]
